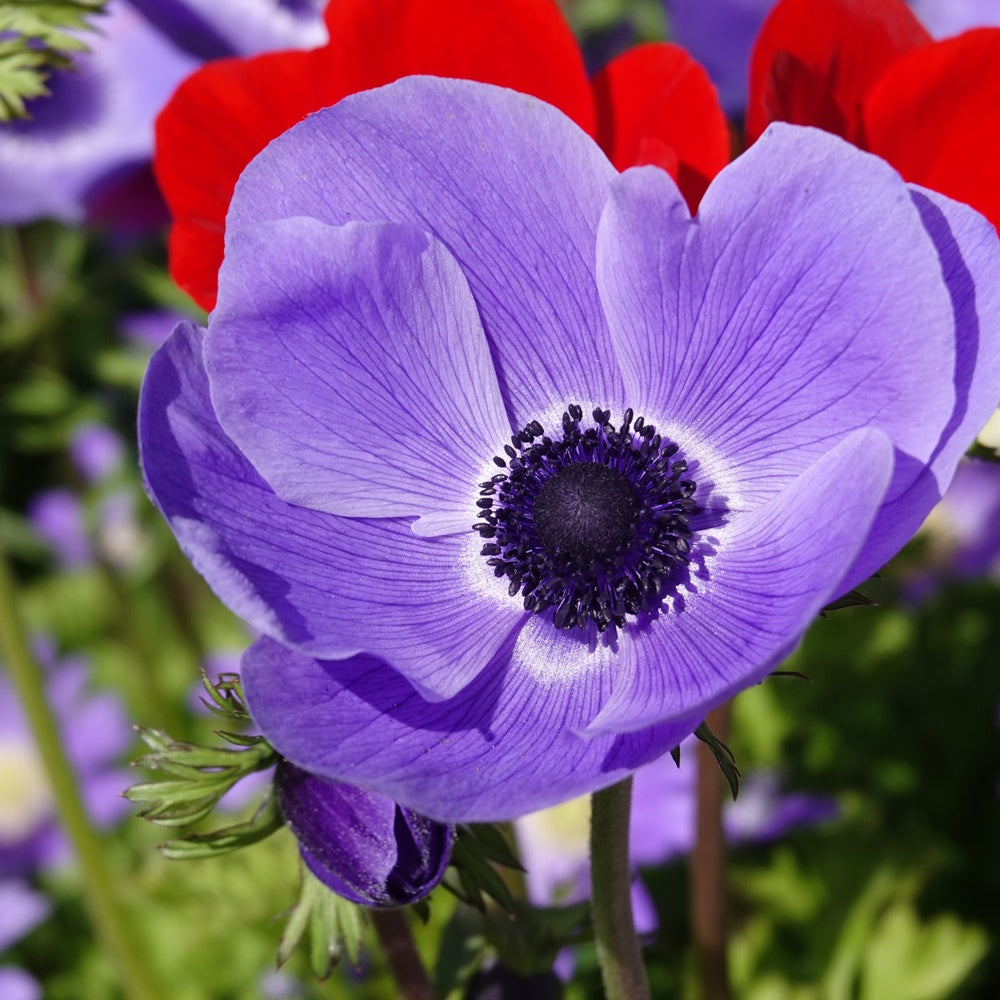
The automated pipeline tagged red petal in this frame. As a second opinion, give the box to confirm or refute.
[321,0,594,131]
[156,0,593,310]
[154,47,339,311]
[591,43,730,212]
[864,28,1000,234]
[746,0,930,145]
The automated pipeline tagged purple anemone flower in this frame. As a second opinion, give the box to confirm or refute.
[0,0,197,226]
[123,0,327,60]
[139,77,1000,822]
[275,761,454,906]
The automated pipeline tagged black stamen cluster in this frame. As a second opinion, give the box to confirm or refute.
[473,405,699,632]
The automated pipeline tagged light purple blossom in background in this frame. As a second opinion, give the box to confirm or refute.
[120,309,192,351]
[0,967,40,1000]
[926,459,1000,578]
[27,490,91,569]
[0,0,197,227]
[139,77,1000,822]
[0,881,47,1000]
[0,649,131,877]
[0,881,49,951]
[515,737,835,925]
[665,0,775,114]
[69,423,125,485]
[909,0,1000,37]
[906,457,1000,600]
[95,490,148,569]
[124,0,327,60]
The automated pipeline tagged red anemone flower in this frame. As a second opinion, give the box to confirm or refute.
[155,0,729,310]
[748,0,1000,234]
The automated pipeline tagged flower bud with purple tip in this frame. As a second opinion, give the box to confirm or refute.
[274,761,453,907]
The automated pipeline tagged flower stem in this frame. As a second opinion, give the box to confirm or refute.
[691,703,733,1000]
[0,550,165,1000]
[371,909,436,1000]
[590,777,650,1000]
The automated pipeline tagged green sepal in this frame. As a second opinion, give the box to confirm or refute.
[196,669,252,720]
[769,669,812,682]
[278,865,367,979]
[157,789,284,860]
[127,725,278,827]
[694,721,741,801]
[822,589,877,614]
[442,824,523,913]
[215,730,267,748]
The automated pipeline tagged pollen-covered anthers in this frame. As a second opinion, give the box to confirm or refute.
[473,405,699,632]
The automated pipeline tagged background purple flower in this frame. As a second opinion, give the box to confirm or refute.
[665,0,775,114]
[0,0,197,226]
[909,0,1000,37]
[140,77,1000,822]
[0,881,50,951]
[905,457,1000,600]
[0,649,132,876]
[0,881,47,1000]
[123,0,327,60]
[26,490,91,569]
[119,309,192,351]
[0,967,40,1000]
[515,737,836,923]
[69,423,125,485]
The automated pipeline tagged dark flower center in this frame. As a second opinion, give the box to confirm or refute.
[474,405,699,632]
[533,462,637,561]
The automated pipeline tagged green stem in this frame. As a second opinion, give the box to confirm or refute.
[590,777,650,1000]
[0,550,165,1000]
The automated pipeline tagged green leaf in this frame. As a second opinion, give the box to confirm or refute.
[0,1,105,47]
[443,825,523,913]
[485,900,592,976]
[0,39,52,119]
[278,866,367,979]
[0,1,106,122]
[859,903,988,1000]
